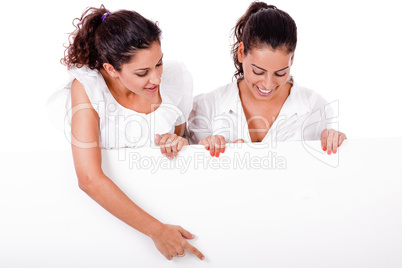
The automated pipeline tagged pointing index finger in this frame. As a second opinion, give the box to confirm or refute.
[184,241,205,261]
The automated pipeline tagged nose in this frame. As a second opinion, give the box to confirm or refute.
[262,74,277,90]
[149,68,162,85]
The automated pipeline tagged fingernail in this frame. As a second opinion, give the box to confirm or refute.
[333,150,337,154]
[215,152,220,157]
[327,150,331,155]
[210,152,214,157]
[322,147,326,151]
[221,149,225,153]
[201,257,205,261]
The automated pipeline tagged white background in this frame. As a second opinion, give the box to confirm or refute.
[0,0,401,152]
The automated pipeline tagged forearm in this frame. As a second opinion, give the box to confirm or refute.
[80,172,163,238]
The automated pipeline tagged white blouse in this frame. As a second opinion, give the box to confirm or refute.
[47,61,193,149]
[188,77,336,145]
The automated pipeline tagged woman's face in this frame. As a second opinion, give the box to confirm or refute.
[238,43,293,101]
[109,41,164,99]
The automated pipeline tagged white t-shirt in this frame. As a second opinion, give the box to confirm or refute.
[47,61,193,149]
[188,76,336,145]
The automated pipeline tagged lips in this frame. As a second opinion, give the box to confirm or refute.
[255,85,274,96]
[144,85,159,93]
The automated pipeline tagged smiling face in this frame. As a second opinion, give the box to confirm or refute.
[238,42,293,101]
[103,41,163,99]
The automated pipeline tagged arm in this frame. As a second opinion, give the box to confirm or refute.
[70,79,204,260]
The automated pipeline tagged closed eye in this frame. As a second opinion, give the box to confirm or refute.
[136,71,148,77]
[275,72,287,77]
[136,60,163,77]
[252,70,264,76]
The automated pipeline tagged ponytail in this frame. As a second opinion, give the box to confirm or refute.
[61,5,161,71]
[61,5,109,70]
[231,2,297,80]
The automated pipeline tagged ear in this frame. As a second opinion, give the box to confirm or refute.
[237,42,245,63]
[103,63,119,78]
[289,53,295,67]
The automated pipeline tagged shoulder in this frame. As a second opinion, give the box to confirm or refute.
[291,78,328,112]
[69,65,100,83]
[208,81,236,99]
[70,79,87,100]
[192,81,237,115]
[69,66,107,108]
[161,60,192,85]
[160,60,193,102]
[70,79,99,115]
[69,66,105,92]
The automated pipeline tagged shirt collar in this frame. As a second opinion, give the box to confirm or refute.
[219,76,311,117]
[280,76,311,117]
[219,80,242,113]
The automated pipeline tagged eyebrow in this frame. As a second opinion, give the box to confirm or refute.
[134,55,164,71]
[251,64,289,73]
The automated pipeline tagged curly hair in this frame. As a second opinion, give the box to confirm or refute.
[61,5,162,71]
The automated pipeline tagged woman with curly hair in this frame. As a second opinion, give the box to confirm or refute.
[50,5,204,261]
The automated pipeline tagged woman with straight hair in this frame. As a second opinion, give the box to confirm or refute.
[188,1,346,157]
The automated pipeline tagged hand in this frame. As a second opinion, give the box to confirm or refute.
[321,129,347,155]
[155,133,188,159]
[199,135,244,157]
[151,224,205,261]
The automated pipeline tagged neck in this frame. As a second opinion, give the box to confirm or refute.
[99,68,162,114]
[100,68,133,98]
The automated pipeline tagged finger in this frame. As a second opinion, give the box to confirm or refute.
[171,138,179,158]
[212,136,221,157]
[184,241,205,261]
[209,136,216,157]
[177,138,188,152]
[178,226,195,240]
[332,132,339,154]
[165,143,173,159]
[155,134,162,145]
[166,134,178,159]
[199,139,210,150]
[163,136,174,158]
[338,133,347,147]
[166,255,173,261]
[321,129,329,152]
[178,251,186,257]
[326,130,335,155]
[159,134,170,156]
[176,250,186,257]
[218,135,226,153]
[234,139,245,143]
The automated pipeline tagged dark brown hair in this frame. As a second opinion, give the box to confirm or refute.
[231,2,297,79]
[61,5,162,71]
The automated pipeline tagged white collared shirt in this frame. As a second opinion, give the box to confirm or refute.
[188,77,335,145]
